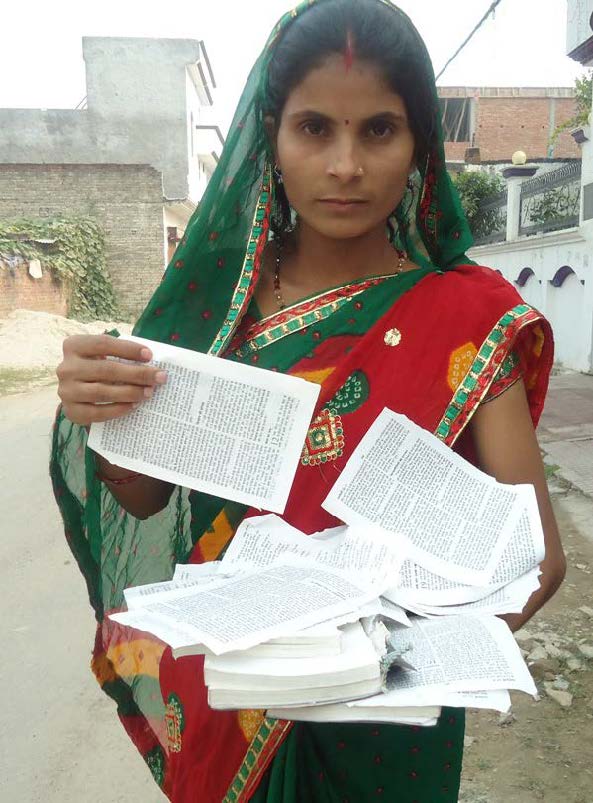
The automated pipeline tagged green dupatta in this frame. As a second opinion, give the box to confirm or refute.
[49,1,481,798]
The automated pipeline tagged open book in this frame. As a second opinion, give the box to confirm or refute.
[111,409,544,723]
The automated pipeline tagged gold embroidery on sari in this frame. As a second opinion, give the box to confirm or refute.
[164,693,184,753]
[238,709,266,742]
[232,275,395,357]
[447,342,478,392]
[301,408,345,466]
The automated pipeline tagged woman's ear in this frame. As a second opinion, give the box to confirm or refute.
[264,115,279,163]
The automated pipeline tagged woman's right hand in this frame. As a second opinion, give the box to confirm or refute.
[57,335,167,426]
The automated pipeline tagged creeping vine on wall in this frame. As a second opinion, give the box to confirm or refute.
[0,217,117,321]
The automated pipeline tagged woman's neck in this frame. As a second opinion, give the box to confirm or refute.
[284,221,401,288]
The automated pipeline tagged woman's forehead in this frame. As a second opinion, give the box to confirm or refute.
[283,55,407,119]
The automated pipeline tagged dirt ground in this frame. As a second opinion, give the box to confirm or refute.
[460,488,593,803]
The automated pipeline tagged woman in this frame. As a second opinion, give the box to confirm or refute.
[52,1,566,800]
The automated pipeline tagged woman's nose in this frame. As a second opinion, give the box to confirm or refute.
[327,137,362,181]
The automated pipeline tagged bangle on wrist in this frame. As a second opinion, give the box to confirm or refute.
[96,470,142,486]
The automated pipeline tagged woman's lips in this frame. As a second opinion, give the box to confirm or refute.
[318,199,368,211]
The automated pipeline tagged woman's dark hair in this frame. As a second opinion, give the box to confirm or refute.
[265,0,439,237]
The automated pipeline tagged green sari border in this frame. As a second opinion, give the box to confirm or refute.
[223,717,294,802]
[209,164,273,357]
[233,281,387,358]
[436,303,545,447]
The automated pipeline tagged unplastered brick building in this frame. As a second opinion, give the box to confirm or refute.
[0,37,223,317]
[439,87,580,165]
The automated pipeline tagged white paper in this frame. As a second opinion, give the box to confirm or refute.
[384,499,545,611]
[221,514,402,586]
[414,569,541,618]
[172,563,224,582]
[359,615,536,699]
[324,409,537,586]
[124,577,216,610]
[89,336,320,513]
[442,689,511,713]
[348,687,511,713]
[110,561,390,655]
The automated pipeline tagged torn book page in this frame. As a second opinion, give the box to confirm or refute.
[357,615,536,698]
[110,561,390,655]
[349,687,511,714]
[89,336,320,514]
[413,569,541,618]
[323,409,539,586]
[221,514,402,586]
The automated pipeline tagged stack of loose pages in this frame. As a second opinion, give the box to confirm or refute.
[111,409,543,725]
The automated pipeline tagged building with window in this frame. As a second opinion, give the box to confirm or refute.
[439,87,580,166]
[0,37,223,315]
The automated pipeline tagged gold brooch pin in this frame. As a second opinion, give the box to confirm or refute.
[384,328,402,347]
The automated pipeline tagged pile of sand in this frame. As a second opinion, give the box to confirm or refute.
[0,309,134,370]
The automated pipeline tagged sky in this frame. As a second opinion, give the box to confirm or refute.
[1,0,587,133]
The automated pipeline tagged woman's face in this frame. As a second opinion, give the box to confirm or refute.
[274,54,416,241]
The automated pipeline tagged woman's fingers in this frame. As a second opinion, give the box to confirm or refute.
[81,358,165,387]
[67,381,154,405]
[57,335,168,425]
[59,355,167,388]
[63,334,153,363]
[61,401,140,426]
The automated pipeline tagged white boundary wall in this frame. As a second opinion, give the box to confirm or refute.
[469,228,593,373]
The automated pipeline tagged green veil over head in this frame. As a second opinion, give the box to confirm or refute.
[50,6,485,794]
[134,0,474,357]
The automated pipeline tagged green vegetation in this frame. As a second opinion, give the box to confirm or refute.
[551,72,592,144]
[0,217,116,321]
[453,170,506,239]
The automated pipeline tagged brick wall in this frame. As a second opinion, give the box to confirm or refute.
[476,97,580,161]
[442,93,581,163]
[0,264,67,318]
[0,164,165,318]
[445,142,472,162]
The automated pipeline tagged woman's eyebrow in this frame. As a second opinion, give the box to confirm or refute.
[286,109,408,124]
[366,111,408,124]
[286,109,332,121]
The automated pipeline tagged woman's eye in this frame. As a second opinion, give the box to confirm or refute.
[302,120,326,136]
[369,122,395,138]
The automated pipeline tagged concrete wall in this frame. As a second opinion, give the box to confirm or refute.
[0,164,165,318]
[441,88,580,163]
[0,37,204,201]
[469,228,593,373]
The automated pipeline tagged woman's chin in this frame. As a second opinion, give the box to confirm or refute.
[302,217,382,242]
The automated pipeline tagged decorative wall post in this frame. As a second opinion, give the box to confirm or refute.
[502,153,538,241]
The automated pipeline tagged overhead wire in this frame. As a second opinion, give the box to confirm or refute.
[436,0,504,81]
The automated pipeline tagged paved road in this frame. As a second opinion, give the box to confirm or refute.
[2,372,592,802]
[0,385,164,803]
[539,372,593,497]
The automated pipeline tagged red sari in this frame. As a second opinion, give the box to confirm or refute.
[150,265,552,802]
